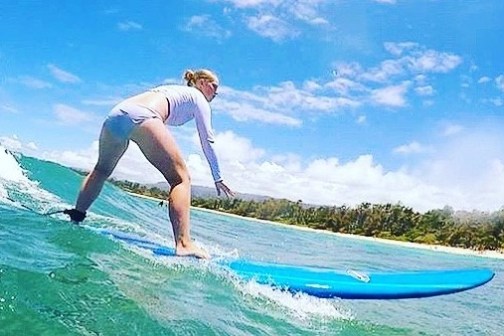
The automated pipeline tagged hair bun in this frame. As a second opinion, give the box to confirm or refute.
[183,70,194,82]
[183,69,218,87]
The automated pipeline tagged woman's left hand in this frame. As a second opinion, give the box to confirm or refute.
[215,180,235,198]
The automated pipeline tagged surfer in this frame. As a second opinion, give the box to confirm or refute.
[64,69,234,259]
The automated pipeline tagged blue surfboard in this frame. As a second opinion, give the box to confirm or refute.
[95,228,495,300]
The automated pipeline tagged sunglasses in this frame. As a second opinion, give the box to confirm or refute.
[211,82,219,95]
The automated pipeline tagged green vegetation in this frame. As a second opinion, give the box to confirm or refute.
[111,178,504,252]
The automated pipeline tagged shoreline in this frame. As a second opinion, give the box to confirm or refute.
[127,192,504,260]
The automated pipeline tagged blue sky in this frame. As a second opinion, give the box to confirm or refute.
[1,0,503,212]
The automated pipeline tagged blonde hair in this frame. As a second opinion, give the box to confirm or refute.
[183,69,219,87]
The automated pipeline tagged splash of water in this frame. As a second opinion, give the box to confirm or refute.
[0,146,26,183]
[238,280,354,322]
[0,145,61,212]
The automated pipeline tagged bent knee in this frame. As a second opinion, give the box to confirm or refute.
[167,169,191,187]
[94,163,115,177]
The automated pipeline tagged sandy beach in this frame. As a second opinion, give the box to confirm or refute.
[128,192,504,260]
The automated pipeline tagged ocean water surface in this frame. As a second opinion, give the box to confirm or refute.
[0,147,503,336]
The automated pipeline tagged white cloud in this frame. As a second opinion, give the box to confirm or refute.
[223,0,327,28]
[371,83,409,107]
[220,0,330,41]
[490,98,503,106]
[218,100,302,126]
[247,15,298,42]
[288,0,328,25]
[47,64,82,84]
[442,124,464,136]
[213,82,360,126]
[414,126,504,210]
[214,42,458,122]
[0,135,38,153]
[422,100,434,107]
[214,87,301,125]
[223,0,282,8]
[222,125,504,212]
[183,15,232,40]
[0,135,23,151]
[266,81,360,111]
[303,80,322,92]
[53,104,94,125]
[415,85,434,96]
[478,76,491,84]
[496,75,504,92]
[329,43,461,108]
[332,62,364,78]
[117,21,143,31]
[361,59,406,82]
[375,43,462,80]
[414,74,427,85]
[209,130,265,164]
[393,141,429,155]
[325,77,367,96]
[259,161,285,173]
[26,142,38,150]
[408,50,462,73]
[266,154,446,212]
[356,115,366,124]
[373,0,396,4]
[460,74,472,89]
[14,76,52,89]
[384,42,418,56]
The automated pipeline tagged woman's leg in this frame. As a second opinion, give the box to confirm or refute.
[130,118,210,259]
[75,126,129,213]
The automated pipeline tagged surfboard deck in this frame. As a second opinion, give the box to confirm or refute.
[95,228,495,300]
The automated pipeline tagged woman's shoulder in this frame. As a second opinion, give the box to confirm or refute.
[153,84,201,96]
[153,85,208,108]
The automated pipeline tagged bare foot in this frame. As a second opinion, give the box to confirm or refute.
[176,241,211,259]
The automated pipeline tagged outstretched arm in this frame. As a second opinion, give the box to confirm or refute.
[194,101,234,197]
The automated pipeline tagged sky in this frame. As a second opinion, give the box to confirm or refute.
[1,0,503,213]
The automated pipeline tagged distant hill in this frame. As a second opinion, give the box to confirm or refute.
[147,182,272,202]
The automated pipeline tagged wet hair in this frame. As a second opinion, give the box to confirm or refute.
[183,69,219,87]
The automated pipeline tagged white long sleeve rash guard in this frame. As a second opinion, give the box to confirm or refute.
[150,85,222,182]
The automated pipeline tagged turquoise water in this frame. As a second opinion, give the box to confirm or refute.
[0,148,503,336]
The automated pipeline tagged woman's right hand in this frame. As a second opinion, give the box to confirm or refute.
[215,181,235,198]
